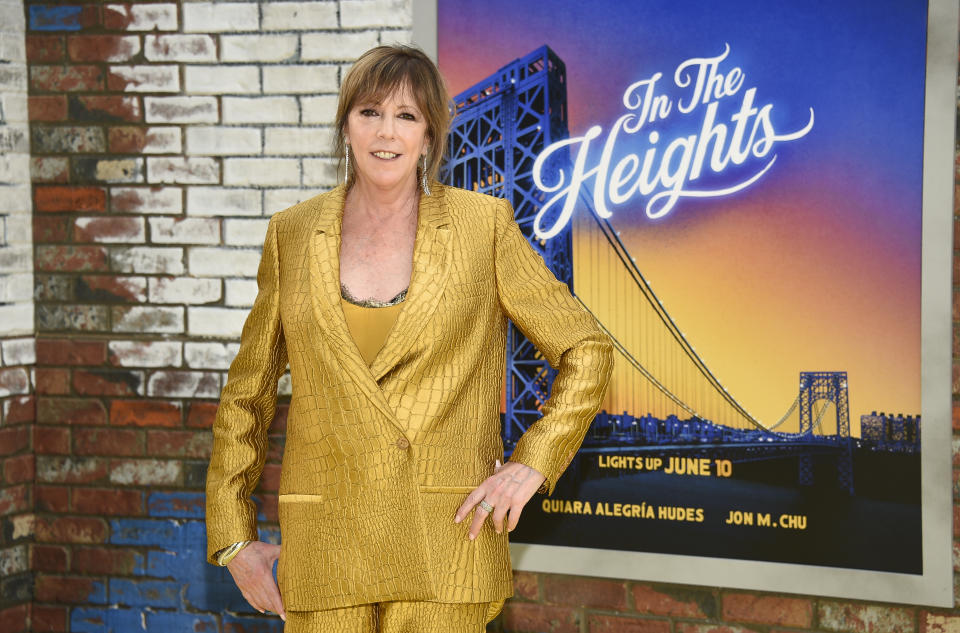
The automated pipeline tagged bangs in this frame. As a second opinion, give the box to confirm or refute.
[353,58,429,111]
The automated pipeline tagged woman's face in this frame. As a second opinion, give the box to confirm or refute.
[344,86,429,193]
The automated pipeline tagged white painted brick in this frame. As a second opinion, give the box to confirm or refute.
[223,218,269,246]
[147,157,220,184]
[147,370,220,398]
[1,337,35,366]
[185,65,260,95]
[265,188,323,212]
[0,153,30,183]
[188,247,261,277]
[0,184,30,214]
[149,217,220,244]
[264,126,334,155]
[379,29,412,45]
[223,158,300,186]
[104,3,178,31]
[108,340,182,367]
[4,215,32,243]
[0,273,32,303]
[113,306,184,333]
[340,0,411,28]
[0,32,26,64]
[303,158,339,187]
[302,31,379,61]
[188,306,250,338]
[221,34,297,63]
[225,278,258,306]
[0,365,29,396]
[110,459,181,485]
[75,216,146,243]
[139,127,182,154]
[262,2,338,30]
[93,158,145,184]
[183,3,259,33]
[187,187,261,216]
[0,544,27,576]
[144,34,217,62]
[145,96,218,124]
[186,126,261,156]
[109,65,180,92]
[0,2,25,32]
[223,96,299,124]
[184,341,239,369]
[111,186,182,214]
[149,276,221,304]
[279,372,291,396]
[300,95,339,124]
[263,65,338,94]
[0,92,27,123]
[92,36,142,62]
[111,246,184,274]
[0,244,31,273]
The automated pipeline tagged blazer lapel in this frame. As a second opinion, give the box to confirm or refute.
[306,183,452,425]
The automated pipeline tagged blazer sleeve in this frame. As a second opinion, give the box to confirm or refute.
[205,211,289,564]
[494,197,615,496]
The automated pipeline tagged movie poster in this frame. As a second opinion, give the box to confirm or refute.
[431,0,954,605]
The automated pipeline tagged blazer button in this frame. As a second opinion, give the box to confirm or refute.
[395,437,410,450]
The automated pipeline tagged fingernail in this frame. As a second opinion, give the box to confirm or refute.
[469,533,476,540]
[281,615,286,622]
[454,515,460,523]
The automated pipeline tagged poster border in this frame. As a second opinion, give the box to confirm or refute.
[413,0,957,607]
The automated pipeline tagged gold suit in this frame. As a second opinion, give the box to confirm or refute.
[205,182,615,612]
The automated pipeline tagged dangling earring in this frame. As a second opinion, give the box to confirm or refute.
[420,151,430,196]
[344,144,351,186]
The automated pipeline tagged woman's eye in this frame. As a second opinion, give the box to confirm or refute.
[360,109,378,117]
[399,113,416,121]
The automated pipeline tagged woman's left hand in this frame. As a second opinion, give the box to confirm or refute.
[454,460,546,540]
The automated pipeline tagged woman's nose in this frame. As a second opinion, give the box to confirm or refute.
[377,115,396,139]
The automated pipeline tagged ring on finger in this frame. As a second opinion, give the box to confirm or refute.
[479,499,494,513]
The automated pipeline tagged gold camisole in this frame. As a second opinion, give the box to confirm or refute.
[339,284,407,366]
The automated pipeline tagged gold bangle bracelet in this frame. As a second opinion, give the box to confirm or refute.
[217,540,252,566]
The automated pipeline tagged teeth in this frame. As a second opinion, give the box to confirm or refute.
[373,151,398,159]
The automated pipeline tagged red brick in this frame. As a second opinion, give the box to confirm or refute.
[30,65,103,92]
[504,603,580,633]
[67,35,139,62]
[721,593,811,627]
[675,625,762,633]
[34,186,107,213]
[36,456,108,484]
[72,546,141,575]
[34,574,105,604]
[4,396,36,425]
[541,575,627,609]
[631,584,715,619]
[0,485,29,515]
[26,35,64,62]
[78,274,147,304]
[186,401,218,428]
[74,427,143,457]
[34,426,71,455]
[36,245,110,272]
[36,339,106,366]
[589,614,671,633]
[111,399,180,427]
[953,403,960,432]
[35,485,70,513]
[32,157,70,183]
[260,463,281,492]
[31,544,69,573]
[35,369,71,395]
[37,398,107,425]
[266,433,285,462]
[4,454,35,485]
[109,126,147,153]
[35,516,108,544]
[72,369,143,396]
[0,604,28,633]
[0,368,30,397]
[0,426,30,456]
[29,95,68,121]
[73,487,142,515]
[70,95,141,122]
[269,402,289,432]
[32,604,67,632]
[818,600,915,633]
[260,493,278,522]
[33,215,69,242]
[509,571,539,603]
[147,430,210,457]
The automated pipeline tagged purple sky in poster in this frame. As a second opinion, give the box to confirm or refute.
[438,0,925,430]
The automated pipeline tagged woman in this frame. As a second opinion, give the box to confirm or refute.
[205,44,614,632]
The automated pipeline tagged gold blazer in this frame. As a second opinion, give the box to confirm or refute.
[205,182,615,611]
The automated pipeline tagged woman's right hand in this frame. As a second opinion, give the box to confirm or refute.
[226,541,286,621]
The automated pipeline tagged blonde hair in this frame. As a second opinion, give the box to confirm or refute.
[335,44,454,190]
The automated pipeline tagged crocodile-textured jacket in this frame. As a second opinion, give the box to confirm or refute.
[204,182,615,611]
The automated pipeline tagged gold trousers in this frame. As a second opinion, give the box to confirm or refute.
[284,599,505,633]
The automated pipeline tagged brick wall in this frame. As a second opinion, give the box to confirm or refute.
[0,1,956,632]
[0,1,35,632]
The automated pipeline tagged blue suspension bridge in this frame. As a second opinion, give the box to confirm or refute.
[440,46,920,496]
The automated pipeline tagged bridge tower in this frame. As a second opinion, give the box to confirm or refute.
[798,371,854,493]
[441,46,573,447]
